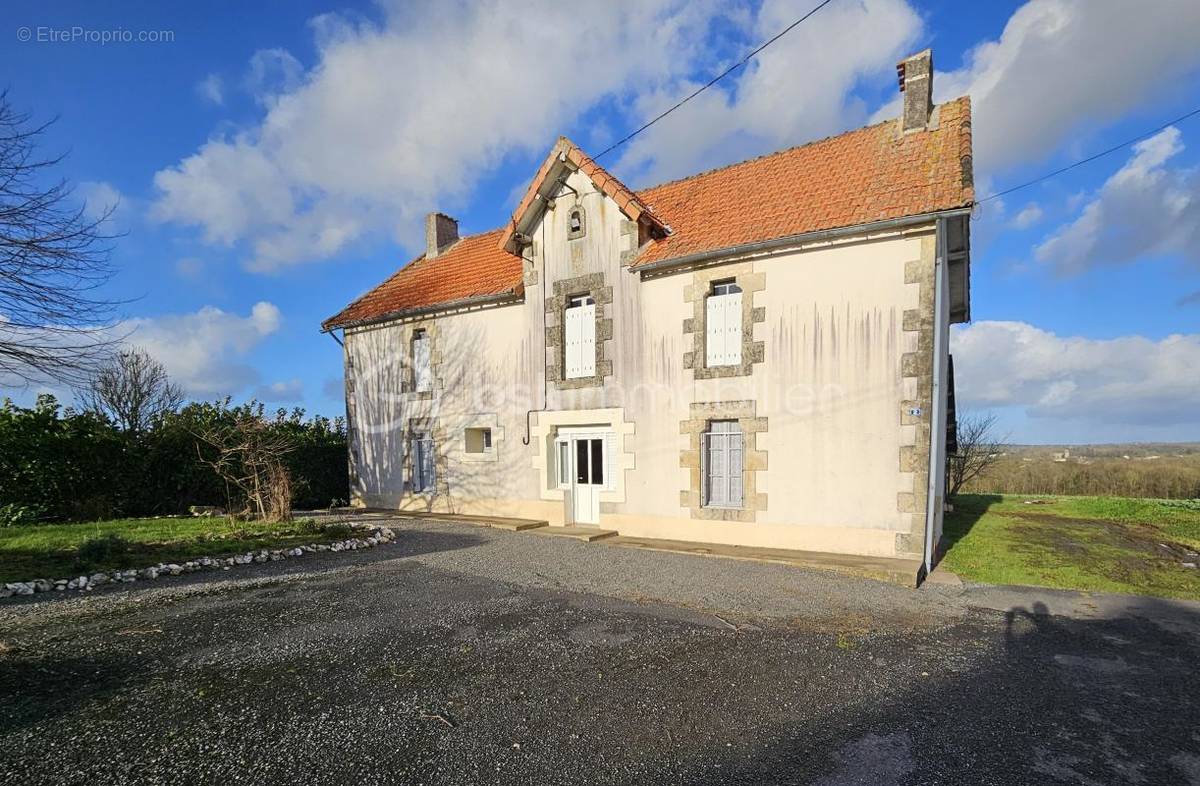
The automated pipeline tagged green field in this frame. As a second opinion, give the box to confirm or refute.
[0,517,356,584]
[942,494,1200,600]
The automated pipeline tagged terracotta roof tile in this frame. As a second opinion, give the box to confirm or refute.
[323,98,973,329]
[322,229,523,329]
[633,96,973,266]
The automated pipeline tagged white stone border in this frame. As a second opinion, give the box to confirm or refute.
[0,522,396,599]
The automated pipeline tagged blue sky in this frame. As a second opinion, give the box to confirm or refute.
[3,0,1199,443]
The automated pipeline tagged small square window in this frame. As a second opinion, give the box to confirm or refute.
[711,279,742,296]
[465,427,493,454]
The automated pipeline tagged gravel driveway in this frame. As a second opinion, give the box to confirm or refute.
[1,517,1198,785]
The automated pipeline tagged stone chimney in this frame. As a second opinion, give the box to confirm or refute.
[897,49,933,132]
[425,212,459,259]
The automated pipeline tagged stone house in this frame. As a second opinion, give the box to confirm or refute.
[322,49,973,575]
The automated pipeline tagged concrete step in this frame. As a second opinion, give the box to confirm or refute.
[405,512,549,532]
[600,536,923,587]
[528,525,618,543]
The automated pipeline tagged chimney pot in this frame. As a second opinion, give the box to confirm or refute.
[425,212,459,259]
[898,49,933,132]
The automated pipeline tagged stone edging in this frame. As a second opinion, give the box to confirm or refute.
[0,522,396,600]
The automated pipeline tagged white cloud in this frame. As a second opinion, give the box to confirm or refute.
[616,0,922,185]
[873,0,1200,175]
[174,257,204,279]
[1011,202,1043,230]
[197,73,224,106]
[255,378,304,402]
[243,48,304,106]
[76,181,122,222]
[951,320,1200,426]
[152,0,721,271]
[1035,127,1199,275]
[119,302,282,397]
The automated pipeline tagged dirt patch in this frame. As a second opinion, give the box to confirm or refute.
[1004,512,1199,586]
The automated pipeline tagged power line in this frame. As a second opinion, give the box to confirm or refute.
[594,0,837,160]
[979,105,1200,203]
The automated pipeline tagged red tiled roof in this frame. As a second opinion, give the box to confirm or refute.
[322,229,523,329]
[498,137,668,254]
[323,97,972,329]
[633,96,974,266]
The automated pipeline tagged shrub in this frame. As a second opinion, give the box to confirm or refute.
[0,503,44,527]
[76,533,131,567]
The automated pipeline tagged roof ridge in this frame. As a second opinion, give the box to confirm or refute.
[636,96,968,195]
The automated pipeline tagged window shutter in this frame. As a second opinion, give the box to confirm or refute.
[408,438,419,490]
[564,307,583,378]
[728,432,744,508]
[706,296,724,366]
[699,432,709,507]
[708,433,728,506]
[725,292,742,366]
[413,334,432,392]
[579,303,596,377]
[423,438,436,491]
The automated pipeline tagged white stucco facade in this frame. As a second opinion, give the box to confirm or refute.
[341,166,962,560]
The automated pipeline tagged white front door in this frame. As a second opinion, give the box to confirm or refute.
[556,432,606,525]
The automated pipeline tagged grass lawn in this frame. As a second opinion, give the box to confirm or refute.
[0,517,356,584]
[942,494,1200,600]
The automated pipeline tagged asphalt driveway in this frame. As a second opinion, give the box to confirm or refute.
[1,517,1198,785]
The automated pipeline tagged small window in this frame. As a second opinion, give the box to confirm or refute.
[567,294,595,308]
[702,420,743,508]
[465,427,492,454]
[567,206,586,239]
[711,280,742,296]
[556,440,571,488]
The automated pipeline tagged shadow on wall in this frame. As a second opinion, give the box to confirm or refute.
[348,319,533,515]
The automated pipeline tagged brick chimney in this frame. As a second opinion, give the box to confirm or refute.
[425,212,459,259]
[897,49,933,132]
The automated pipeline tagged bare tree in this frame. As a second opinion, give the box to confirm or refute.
[0,91,121,386]
[78,347,183,434]
[196,413,294,522]
[947,412,1006,497]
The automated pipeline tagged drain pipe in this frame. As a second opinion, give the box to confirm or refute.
[922,218,950,579]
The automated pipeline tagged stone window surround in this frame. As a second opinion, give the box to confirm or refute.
[681,262,766,379]
[566,203,587,240]
[896,231,936,557]
[679,400,767,523]
[544,272,614,390]
[458,413,504,464]
[404,416,449,497]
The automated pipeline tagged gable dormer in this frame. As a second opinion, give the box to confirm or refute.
[498,137,669,257]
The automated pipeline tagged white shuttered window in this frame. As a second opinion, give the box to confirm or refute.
[702,420,744,508]
[705,281,742,367]
[410,434,436,492]
[412,330,432,392]
[564,295,596,379]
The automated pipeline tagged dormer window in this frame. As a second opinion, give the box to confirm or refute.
[567,205,586,240]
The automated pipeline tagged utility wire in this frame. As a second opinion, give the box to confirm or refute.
[594,0,837,160]
[979,105,1200,203]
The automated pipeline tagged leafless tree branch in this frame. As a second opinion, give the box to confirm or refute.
[77,347,183,434]
[948,412,1007,497]
[0,90,124,386]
